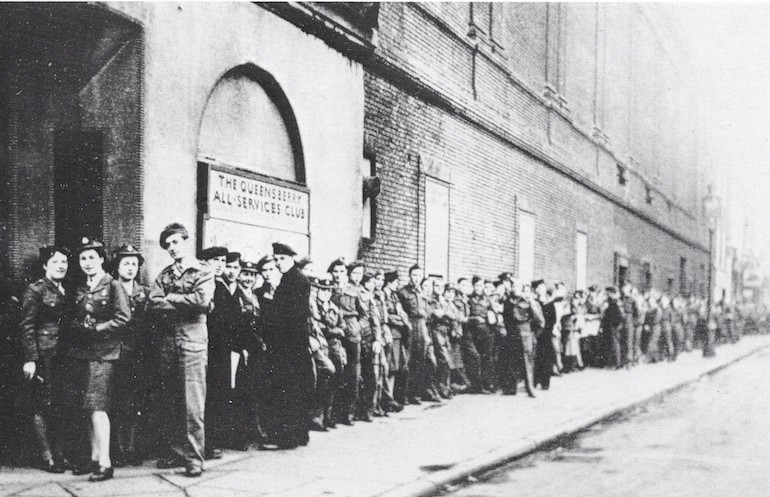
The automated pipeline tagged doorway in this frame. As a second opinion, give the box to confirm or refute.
[54,130,104,248]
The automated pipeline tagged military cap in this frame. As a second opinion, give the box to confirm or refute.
[256,255,275,272]
[327,257,347,273]
[444,282,457,292]
[272,242,297,257]
[384,270,399,284]
[240,260,259,273]
[225,251,241,263]
[74,237,105,256]
[312,274,335,290]
[159,223,188,249]
[471,275,483,285]
[39,245,70,263]
[361,271,376,284]
[112,244,144,265]
[498,272,513,282]
[531,279,545,290]
[200,246,228,260]
[408,264,422,274]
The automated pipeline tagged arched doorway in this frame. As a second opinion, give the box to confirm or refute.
[197,64,309,261]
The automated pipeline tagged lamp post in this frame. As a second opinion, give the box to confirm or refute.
[703,185,720,358]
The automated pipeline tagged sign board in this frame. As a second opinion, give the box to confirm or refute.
[208,168,309,234]
[199,162,310,259]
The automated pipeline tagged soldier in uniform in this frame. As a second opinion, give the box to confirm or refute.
[148,223,215,477]
[20,246,71,472]
[234,260,265,446]
[259,242,313,448]
[307,276,336,430]
[467,276,495,393]
[200,247,227,283]
[328,258,365,424]
[451,278,473,393]
[685,296,698,352]
[600,287,625,369]
[357,270,384,420]
[110,245,150,467]
[671,295,687,358]
[443,283,465,395]
[645,290,663,363]
[501,278,542,397]
[372,270,392,416]
[206,251,244,458]
[620,281,637,368]
[398,265,438,403]
[67,238,131,481]
[427,278,455,399]
[310,275,347,429]
[382,271,410,408]
[633,288,649,363]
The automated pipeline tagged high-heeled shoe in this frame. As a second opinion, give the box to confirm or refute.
[72,461,98,475]
[88,466,114,482]
[41,458,66,474]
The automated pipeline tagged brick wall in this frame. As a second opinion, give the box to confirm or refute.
[361,2,710,292]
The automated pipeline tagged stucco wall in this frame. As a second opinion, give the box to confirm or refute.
[110,2,364,278]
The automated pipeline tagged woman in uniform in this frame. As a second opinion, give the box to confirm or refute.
[68,238,130,481]
[20,246,70,472]
[110,245,149,467]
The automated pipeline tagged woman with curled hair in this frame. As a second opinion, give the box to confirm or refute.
[19,245,71,473]
[66,238,131,481]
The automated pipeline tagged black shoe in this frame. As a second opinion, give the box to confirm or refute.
[156,457,184,469]
[384,401,404,413]
[527,391,537,398]
[184,466,203,478]
[88,466,114,482]
[323,418,337,429]
[72,461,98,475]
[42,458,66,474]
[360,410,373,422]
[407,397,422,405]
[372,407,388,417]
[204,448,223,460]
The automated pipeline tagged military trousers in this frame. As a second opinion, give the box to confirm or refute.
[646,324,662,362]
[661,321,675,360]
[469,322,495,391]
[461,329,482,390]
[501,323,535,394]
[406,318,435,400]
[158,337,207,470]
[336,339,361,422]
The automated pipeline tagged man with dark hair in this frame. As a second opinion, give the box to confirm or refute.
[149,223,214,477]
[259,243,313,448]
[206,252,244,457]
[467,276,494,393]
[397,264,437,403]
[502,278,541,397]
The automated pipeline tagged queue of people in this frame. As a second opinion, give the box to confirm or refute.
[0,222,760,482]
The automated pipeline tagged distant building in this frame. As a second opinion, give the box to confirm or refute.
[0,3,713,293]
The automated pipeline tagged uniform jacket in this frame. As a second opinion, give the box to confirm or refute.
[20,278,68,362]
[373,289,392,345]
[121,281,149,353]
[453,295,470,339]
[503,294,542,335]
[357,286,382,344]
[397,284,428,320]
[148,258,214,346]
[468,294,492,325]
[69,273,131,361]
[427,294,457,335]
[332,283,366,343]
[384,288,411,341]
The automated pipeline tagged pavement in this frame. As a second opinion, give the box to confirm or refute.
[442,341,770,497]
[2,334,770,497]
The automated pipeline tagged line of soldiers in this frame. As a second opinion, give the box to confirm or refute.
[0,224,757,482]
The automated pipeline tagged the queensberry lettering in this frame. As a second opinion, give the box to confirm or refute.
[212,173,306,220]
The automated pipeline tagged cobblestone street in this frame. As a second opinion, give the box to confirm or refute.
[2,336,769,497]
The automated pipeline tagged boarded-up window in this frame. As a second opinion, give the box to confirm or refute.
[518,211,535,283]
[425,178,449,279]
[575,231,588,290]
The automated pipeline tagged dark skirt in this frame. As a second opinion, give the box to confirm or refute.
[63,359,116,411]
